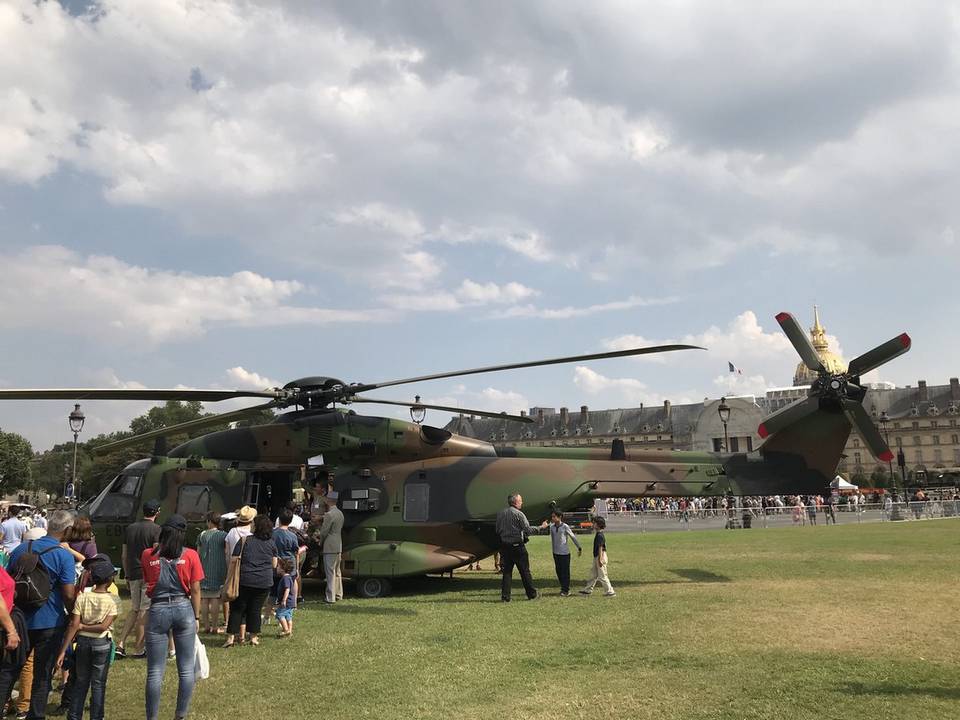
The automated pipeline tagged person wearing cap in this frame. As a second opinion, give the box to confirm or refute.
[140,514,204,720]
[116,500,162,659]
[54,558,117,720]
[316,492,344,604]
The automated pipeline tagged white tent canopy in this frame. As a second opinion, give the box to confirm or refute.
[831,476,858,490]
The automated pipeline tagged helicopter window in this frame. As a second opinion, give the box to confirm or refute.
[403,483,429,522]
[176,485,211,521]
[87,472,143,521]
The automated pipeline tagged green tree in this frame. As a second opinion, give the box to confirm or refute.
[33,401,277,501]
[0,430,33,494]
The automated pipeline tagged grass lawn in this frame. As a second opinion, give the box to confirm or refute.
[101,520,959,719]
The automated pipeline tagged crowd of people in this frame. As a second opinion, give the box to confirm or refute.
[0,487,347,720]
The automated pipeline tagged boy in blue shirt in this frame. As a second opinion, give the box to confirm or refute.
[273,559,296,637]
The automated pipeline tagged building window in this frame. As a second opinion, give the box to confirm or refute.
[954,449,960,464]
[713,438,723,452]
[746,437,753,452]
[853,438,860,447]
[933,435,940,445]
[893,422,901,429]
[934,449,943,464]
[730,437,740,452]
[895,437,903,447]
[912,421,919,429]
[854,452,862,464]
[913,436,921,446]
[915,450,923,464]
[931,420,939,428]
[952,434,959,445]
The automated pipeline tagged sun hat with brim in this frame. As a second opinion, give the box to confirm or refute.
[162,514,187,531]
[236,506,257,524]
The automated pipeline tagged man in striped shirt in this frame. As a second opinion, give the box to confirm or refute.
[495,494,538,602]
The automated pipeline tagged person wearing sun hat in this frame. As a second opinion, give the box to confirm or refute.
[141,514,204,720]
[224,506,256,559]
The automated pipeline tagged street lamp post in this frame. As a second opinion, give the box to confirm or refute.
[878,411,894,492]
[68,404,85,505]
[717,397,734,525]
[718,397,731,453]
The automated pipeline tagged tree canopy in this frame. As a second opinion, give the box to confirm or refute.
[29,401,275,501]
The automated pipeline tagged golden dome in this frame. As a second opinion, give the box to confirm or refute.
[793,306,846,386]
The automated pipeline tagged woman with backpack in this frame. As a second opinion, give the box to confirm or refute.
[140,515,204,720]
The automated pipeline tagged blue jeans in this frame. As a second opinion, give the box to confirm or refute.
[27,626,64,720]
[145,599,196,720]
[68,636,111,720]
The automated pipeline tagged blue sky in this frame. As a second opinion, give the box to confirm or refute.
[2,1,959,449]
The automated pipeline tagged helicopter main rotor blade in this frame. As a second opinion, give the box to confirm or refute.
[840,399,893,462]
[350,397,533,424]
[775,312,824,373]
[92,401,280,456]
[0,388,278,402]
[351,344,704,395]
[846,333,911,377]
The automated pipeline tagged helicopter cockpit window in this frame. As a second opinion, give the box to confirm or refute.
[87,471,144,521]
[403,483,429,522]
[176,486,211,522]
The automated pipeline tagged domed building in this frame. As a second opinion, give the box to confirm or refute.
[792,306,846,386]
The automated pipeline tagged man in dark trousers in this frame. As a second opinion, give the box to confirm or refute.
[115,499,162,658]
[495,493,538,602]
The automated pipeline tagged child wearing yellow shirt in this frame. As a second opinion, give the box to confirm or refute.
[55,559,118,720]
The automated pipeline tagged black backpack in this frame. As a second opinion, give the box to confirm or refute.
[11,541,56,610]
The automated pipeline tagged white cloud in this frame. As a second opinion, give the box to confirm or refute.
[381,279,538,312]
[225,367,281,391]
[498,295,678,320]
[0,245,386,343]
[572,366,698,407]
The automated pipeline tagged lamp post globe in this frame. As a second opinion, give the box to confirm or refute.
[717,397,731,452]
[410,395,426,425]
[68,403,85,505]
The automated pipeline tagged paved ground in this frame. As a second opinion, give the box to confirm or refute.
[602,504,951,533]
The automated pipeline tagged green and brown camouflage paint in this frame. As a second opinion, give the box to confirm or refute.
[88,403,847,579]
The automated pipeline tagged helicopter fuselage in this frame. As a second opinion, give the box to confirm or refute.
[85,406,841,594]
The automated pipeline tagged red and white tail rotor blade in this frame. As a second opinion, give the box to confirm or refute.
[841,399,893,462]
[847,333,911,378]
[757,396,820,439]
[776,312,824,373]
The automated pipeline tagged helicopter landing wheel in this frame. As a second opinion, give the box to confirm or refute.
[357,577,392,598]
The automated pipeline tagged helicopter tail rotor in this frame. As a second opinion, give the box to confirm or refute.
[759,312,910,464]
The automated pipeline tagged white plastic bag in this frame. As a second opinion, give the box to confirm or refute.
[194,635,210,680]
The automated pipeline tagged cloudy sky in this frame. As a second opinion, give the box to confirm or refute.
[2,0,959,450]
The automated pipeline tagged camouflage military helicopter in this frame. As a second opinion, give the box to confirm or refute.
[0,312,909,597]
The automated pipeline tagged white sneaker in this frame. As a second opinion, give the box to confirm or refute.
[579,589,592,595]
[603,591,616,597]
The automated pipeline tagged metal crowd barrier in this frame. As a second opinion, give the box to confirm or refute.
[600,501,960,533]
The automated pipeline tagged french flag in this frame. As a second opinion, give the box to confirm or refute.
[728,362,743,375]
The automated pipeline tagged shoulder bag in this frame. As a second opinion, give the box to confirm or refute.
[222,536,247,602]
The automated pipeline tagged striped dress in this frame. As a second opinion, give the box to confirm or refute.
[197,529,227,593]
